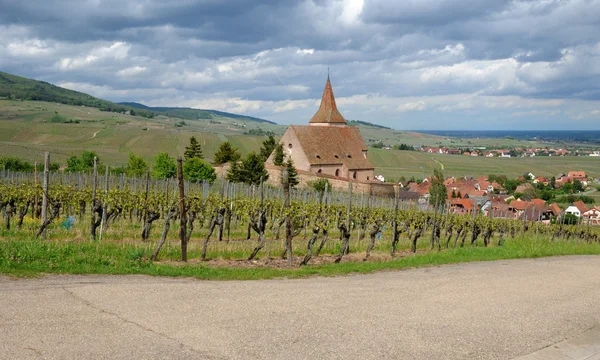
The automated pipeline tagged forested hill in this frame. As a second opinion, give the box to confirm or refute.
[347,120,391,129]
[119,102,277,124]
[0,71,154,118]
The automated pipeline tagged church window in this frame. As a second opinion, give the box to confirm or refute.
[367,176,370,181]
[334,154,339,159]
[347,154,352,158]
[353,171,357,179]
[317,169,322,173]
[316,155,321,159]
[335,169,340,177]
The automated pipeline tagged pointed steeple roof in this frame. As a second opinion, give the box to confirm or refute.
[309,76,347,125]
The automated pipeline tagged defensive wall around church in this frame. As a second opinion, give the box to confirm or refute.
[214,163,398,197]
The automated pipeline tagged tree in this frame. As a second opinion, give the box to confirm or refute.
[184,136,203,160]
[259,135,277,161]
[284,158,299,188]
[273,143,285,166]
[183,158,216,183]
[429,168,447,206]
[213,141,241,164]
[65,151,99,172]
[308,178,331,194]
[226,152,268,185]
[573,179,585,193]
[152,152,176,179]
[125,153,148,177]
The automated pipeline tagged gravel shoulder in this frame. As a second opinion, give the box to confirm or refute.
[2,256,600,360]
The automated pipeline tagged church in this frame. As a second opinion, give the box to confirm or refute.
[268,76,374,182]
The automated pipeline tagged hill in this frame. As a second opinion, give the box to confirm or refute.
[0,72,154,118]
[120,102,276,124]
[347,120,391,129]
[0,71,274,125]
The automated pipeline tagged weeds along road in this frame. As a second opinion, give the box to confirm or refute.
[2,256,600,360]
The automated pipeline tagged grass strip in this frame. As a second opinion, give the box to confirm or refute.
[1,235,599,280]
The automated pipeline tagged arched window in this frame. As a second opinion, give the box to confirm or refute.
[335,169,340,177]
[353,171,357,179]
[317,169,322,174]
[367,176,370,181]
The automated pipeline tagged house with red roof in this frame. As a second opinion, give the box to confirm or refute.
[448,198,475,215]
[582,207,600,225]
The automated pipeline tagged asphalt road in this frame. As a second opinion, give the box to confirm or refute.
[2,256,600,360]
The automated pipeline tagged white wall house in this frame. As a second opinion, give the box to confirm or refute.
[565,205,582,218]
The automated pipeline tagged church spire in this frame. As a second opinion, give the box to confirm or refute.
[309,75,346,125]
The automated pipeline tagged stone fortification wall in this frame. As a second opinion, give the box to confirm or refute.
[215,163,397,197]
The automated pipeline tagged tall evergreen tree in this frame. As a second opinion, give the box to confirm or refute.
[273,143,285,166]
[213,141,241,164]
[184,136,203,160]
[226,152,268,185]
[259,135,277,161]
[284,158,299,188]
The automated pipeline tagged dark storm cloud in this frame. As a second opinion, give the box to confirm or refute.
[1,0,600,129]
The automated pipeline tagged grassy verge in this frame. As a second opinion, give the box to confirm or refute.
[1,235,600,280]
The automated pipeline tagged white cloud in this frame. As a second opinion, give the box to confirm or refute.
[397,100,426,112]
[57,42,130,70]
[117,66,147,77]
[296,48,314,55]
[340,0,365,24]
[7,39,53,57]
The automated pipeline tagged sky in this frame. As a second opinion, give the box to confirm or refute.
[1,0,600,130]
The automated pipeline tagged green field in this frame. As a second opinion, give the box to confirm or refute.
[370,149,600,180]
[0,100,283,165]
[1,99,598,180]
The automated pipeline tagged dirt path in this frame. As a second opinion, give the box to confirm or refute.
[2,256,600,359]
[90,129,101,139]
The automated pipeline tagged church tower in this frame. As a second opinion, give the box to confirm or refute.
[309,76,347,127]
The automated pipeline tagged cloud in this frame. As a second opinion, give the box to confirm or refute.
[397,101,426,112]
[1,0,600,129]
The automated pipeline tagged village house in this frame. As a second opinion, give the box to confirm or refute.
[582,207,600,225]
[267,76,374,181]
[565,201,589,218]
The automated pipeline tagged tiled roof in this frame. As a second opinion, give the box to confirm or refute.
[509,200,531,211]
[546,203,561,216]
[290,125,373,170]
[531,198,546,207]
[309,76,347,124]
[573,200,589,213]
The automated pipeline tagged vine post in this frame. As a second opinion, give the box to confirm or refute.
[34,161,38,220]
[283,167,293,267]
[99,165,109,242]
[40,152,50,238]
[90,156,98,240]
[177,157,188,262]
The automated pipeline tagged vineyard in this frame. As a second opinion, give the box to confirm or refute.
[2,159,600,273]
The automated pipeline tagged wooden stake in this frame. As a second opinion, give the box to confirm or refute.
[40,152,50,238]
[177,158,187,262]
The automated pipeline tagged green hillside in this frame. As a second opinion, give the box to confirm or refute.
[120,102,276,124]
[0,72,154,118]
[0,100,283,166]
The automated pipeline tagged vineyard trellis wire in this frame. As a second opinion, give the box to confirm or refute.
[1,165,599,266]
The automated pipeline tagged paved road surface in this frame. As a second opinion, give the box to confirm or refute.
[2,256,600,359]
